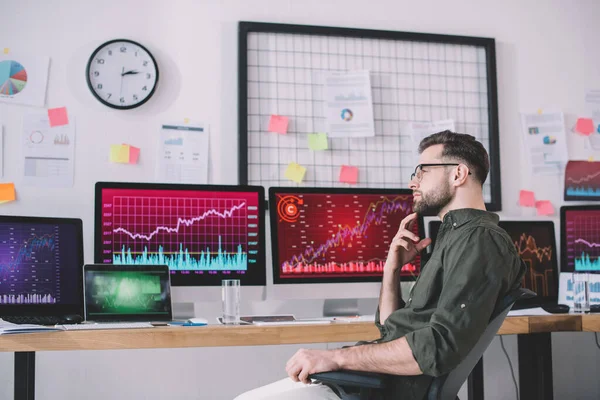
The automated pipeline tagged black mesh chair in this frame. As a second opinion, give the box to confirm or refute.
[310,287,536,400]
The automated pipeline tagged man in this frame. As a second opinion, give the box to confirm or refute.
[236,131,525,400]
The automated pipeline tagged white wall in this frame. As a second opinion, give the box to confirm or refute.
[1,0,600,399]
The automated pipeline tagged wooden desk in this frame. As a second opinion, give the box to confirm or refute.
[0,316,584,400]
[581,314,600,332]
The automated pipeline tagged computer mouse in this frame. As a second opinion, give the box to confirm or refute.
[541,304,570,314]
[186,317,208,325]
[590,304,600,313]
[62,314,83,324]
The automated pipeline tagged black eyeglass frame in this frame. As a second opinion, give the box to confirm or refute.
[410,163,472,181]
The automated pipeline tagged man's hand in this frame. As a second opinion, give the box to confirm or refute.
[286,349,340,384]
[386,213,431,271]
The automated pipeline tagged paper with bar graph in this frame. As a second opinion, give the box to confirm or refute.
[156,122,208,184]
[21,113,75,187]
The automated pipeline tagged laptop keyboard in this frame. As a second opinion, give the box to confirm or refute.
[58,322,154,330]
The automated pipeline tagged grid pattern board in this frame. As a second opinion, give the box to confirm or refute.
[239,23,501,209]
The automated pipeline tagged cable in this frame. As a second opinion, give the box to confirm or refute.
[595,332,600,351]
[499,336,519,400]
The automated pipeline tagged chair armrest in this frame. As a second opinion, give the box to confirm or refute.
[309,370,389,389]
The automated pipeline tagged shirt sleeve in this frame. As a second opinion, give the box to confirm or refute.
[404,228,515,377]
[374,297,406,337]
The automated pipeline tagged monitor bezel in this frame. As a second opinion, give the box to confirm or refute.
[268,187,424,284]
[560,205,600,274]
[0,215,84,317]
[94,182,267,287]
[83,264,173,322]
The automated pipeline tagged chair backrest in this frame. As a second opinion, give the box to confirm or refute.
[427,287,536,400]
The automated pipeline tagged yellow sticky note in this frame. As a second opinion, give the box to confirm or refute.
[110,144,130,163]
[184,118,190,124]
[3,48,9,55]
[589,156,595,162]
[308,133,328,151]
[284,162,306,183]
[537,108,543,115]
[0,183,16,204]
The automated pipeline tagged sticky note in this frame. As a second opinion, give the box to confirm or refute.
[110,144,130,163]
[537,109,543,115]
[0,183,16,204]
[268,115,289,134]
[518,190,535,207]
[284,162,306,183]
[47,107,69,127]
[535,200,554,216]
[575,118,594,136]
[339,165,359,184]
[129,145,140,164]
[308,133,328,151]
[589,156,595,162]
[184,118,190,124]
[3,48,8,55]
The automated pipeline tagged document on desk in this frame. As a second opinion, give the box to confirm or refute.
[156,122,208,184]
[0,319,64,335]
[324,70,375,138]
[507,307,552,316]
[520,111,568,176]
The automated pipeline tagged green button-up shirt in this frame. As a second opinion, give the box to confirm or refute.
[373,208,526,399]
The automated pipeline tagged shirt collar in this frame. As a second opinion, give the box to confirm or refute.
[441,208,499,229]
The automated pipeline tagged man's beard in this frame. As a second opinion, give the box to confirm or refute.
[413,182,454,216]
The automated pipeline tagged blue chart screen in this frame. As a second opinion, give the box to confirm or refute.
[564,209,600,272]
[0,222,79,305]
[99,188,261,284]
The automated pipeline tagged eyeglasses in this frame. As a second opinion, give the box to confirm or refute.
[410,163,472,183]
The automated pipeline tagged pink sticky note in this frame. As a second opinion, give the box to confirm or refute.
[535,200,554,216]
[518,190,535,207]
[47,107,69,127]
[339,165,359,184]
[575,118,594,136]
[129,146,140,164]
[268,115,289,134]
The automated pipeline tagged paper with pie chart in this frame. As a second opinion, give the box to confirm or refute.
[22,113,75,187]
[0,53,50,107]
[324,70,375,138]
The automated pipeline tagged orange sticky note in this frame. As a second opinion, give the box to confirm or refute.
[129,146,140,164]
[518,190,535,207]
[47,107,69,127]
[268,115,289,134]
[284,162,306,183]
[535,200,554,216]
[0,183,16,204]
[110,144,130,163]
[575,118,594,136]
[339,165,359,184]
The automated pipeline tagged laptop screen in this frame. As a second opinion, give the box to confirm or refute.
[84,265,172,322]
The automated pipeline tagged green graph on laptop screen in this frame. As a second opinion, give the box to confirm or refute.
[84,267,172,320]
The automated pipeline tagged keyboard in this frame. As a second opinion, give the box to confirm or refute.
[2,316,74,325]
[58,322,154,330]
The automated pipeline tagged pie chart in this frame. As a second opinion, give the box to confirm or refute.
[0,61,28,95]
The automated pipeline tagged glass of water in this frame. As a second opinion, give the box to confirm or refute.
[573,273,590,313]
[222,279,241,324]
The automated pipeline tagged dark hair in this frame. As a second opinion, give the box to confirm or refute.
[418,130,490,185]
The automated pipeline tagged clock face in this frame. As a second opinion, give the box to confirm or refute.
[86,39,159,109]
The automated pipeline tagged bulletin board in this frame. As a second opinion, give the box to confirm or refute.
[238,22,502,210]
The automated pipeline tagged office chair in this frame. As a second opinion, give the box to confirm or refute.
[310,287,536,400]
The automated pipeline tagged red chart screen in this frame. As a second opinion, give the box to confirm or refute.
[99,188,262,282]
[564,209,600,272]
[273,192,420,280]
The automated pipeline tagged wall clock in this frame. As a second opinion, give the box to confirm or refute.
[86,39,159,109]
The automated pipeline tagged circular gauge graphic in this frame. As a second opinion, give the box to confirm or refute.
[0,61,28,95]
[341,108,353,121]
[29,130,44,144]
[277,195,302,223]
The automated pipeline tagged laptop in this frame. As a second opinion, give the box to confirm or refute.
[83,264,173,323]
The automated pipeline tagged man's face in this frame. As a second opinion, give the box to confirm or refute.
[410,145,455,217]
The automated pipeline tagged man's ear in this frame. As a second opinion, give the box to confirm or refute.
[452,164,470,186]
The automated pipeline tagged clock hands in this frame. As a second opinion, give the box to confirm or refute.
[121,69,140,76]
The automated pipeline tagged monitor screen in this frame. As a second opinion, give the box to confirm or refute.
[269,187,423,284]
[429,219,559,300]
[94,182,266,286]
[84,265,172,321]
[0,216,84,316]
[561,206,600,272]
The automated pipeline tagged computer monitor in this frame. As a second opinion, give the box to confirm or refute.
[94,182,266,316]
[268,187,423,315]
[428,218,559,308]
[0,216,84,317]
[561,205,600,272]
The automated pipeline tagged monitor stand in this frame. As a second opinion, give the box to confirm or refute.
[172,302,196,320]
[323,299,359,317]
